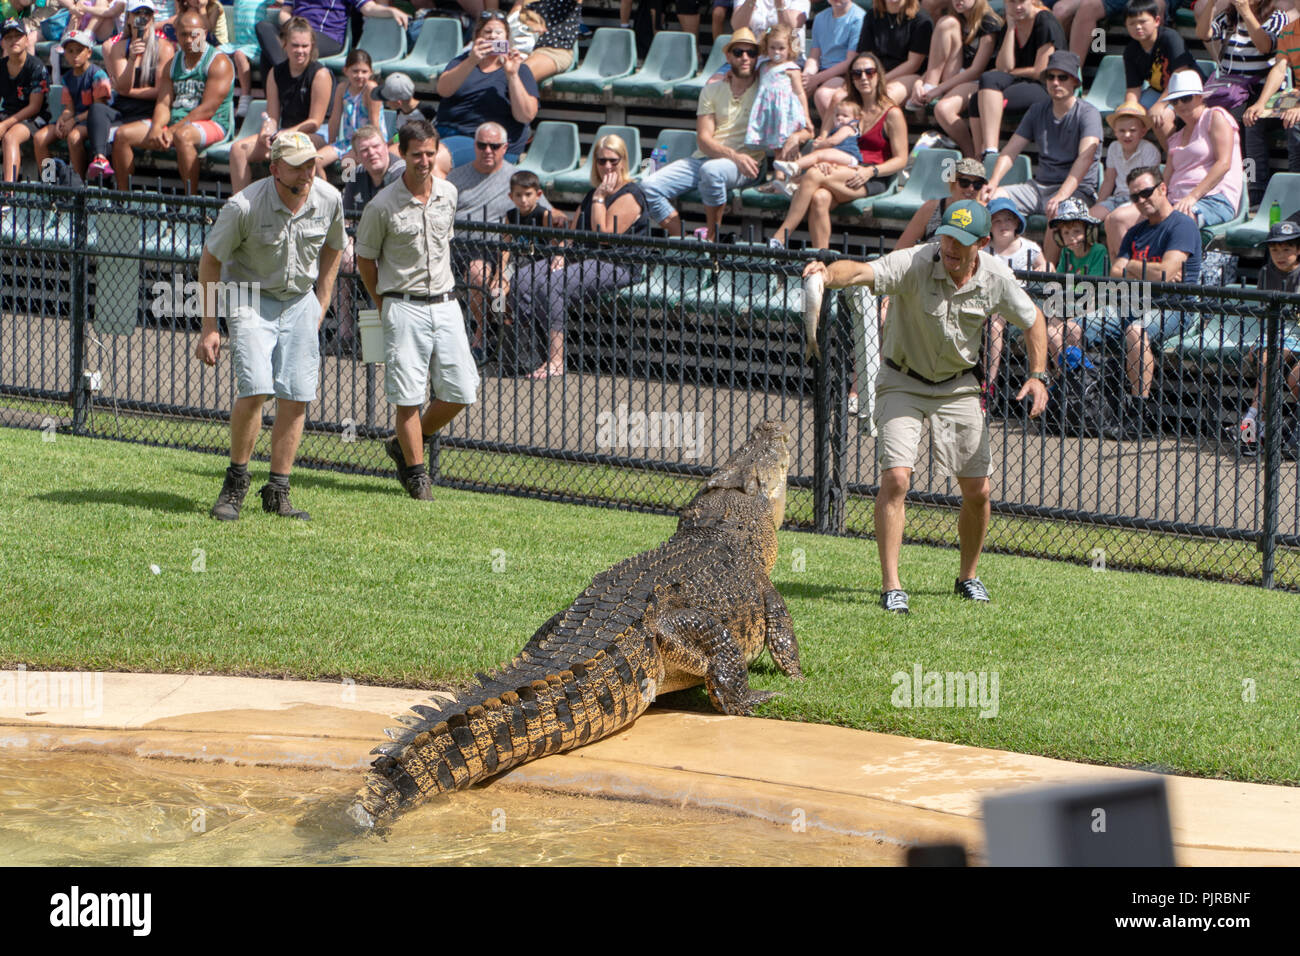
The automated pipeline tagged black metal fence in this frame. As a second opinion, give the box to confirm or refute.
[2,182,1298,590]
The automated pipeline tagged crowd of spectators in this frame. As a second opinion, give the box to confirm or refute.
[1,0,1298,439]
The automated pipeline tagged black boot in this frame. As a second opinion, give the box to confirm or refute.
[259,482,310,520]
[210,465,251,521]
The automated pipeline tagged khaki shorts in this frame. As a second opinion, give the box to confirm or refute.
[382,297,481,407]
[873,364,990,478]
[531,45,575,73]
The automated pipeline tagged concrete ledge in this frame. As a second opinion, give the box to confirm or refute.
[2,671,1296,864]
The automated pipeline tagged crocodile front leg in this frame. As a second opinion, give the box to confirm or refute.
[650,607,777,716]
[762,581,803,680]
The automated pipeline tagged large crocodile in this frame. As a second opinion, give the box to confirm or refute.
[349,421,802,828]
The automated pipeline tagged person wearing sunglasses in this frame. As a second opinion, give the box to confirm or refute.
[1091,165,1203,440]
[771,52,907,248]
[435,12,539,167]
[980,50,1101,267]
[894,155,987,249]
[511,133,649,379]
[640,28,766,240]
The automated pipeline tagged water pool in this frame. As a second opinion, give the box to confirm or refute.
[1,751,898,866]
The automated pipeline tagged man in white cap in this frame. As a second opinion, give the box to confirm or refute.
[197,130,346,521]
[355,119,480,501]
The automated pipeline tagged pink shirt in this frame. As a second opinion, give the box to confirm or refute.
[1167,105,1242,211]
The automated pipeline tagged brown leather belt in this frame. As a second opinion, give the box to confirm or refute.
[884,357,972,386]
[388,291,456,304]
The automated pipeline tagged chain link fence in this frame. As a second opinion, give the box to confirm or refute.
[1,182,1296,589]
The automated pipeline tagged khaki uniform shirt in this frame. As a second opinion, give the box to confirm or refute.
[871,243,1038,383]
[353,175,459,297]
[204,177,346,301]
[693,77,765,161]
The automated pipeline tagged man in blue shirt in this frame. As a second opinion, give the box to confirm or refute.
[803,0,866,119]
[1090,165,1202,440]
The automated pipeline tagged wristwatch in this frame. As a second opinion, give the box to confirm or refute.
[1028,371,1050,385]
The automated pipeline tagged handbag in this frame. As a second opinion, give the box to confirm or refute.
[1201,73,1259,112]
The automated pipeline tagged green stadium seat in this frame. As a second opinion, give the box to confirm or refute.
[672,34,729,101]
[1226,173,1300,249]
[1196,59,1217,79]
[1169,315,1261,365]
[515,121,581,187]
[991,153,1032,186]
[867,148,960,221]
[1082,55,1125,115]
[610,31,696,98]
[382,17,462,82]
[679,266,802,322]
[331,18,406,74]
[549,28,637,94]
[202,100,266,166]
[549,125,642,195]
[1199,172,1250,247]
[651,128,698,165]
[616,256,715,308]
[317,20,354,74]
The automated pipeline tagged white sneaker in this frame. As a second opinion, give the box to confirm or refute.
[773,159,800,179]
[768,236,784,249]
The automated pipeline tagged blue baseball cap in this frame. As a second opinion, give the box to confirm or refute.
[936,199,991,246]
[2,19,24,36]
[987,197,1026,235]
[1261,220,1300,245]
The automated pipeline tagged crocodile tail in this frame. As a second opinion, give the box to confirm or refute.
[348,649,653,828]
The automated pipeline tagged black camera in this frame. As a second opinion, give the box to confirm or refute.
[132,13,150,32]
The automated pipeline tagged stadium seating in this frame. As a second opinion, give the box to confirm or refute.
[609,31,697,98]
[317,20,355,74]
[671,34,730,102]
[1199,172,1251,247]
[382,17,462,82]
[324,18,406,75]
[548,28,637,94]
[866,148,961,221]
[549,124,642,196]
[650,128,699,167]
[515,121,582,187]
[1226,174,1300,250]
[616,256,715,309]
[1081,55,1125,116]
[201,100,267,166]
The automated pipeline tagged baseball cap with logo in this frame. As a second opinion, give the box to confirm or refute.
[62,29,96,50]
[2,19,24,36]
[936,199,991,246]
[1261,220,1300,245]
[372,73,415,102]
[129,0,158,11]
[270,131,318,166]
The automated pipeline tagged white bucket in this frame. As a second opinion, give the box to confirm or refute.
[358,309,384,364]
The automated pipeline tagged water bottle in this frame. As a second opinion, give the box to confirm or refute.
[648,145,667,174]
[260,113,277,140]
[1270,201,1282,226]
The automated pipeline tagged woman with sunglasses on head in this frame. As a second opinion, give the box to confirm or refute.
[510,134,649,380]
[435,11,539,167]
[770,52,907,248]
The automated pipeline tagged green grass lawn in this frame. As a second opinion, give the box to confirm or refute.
[1,426,1298,785]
